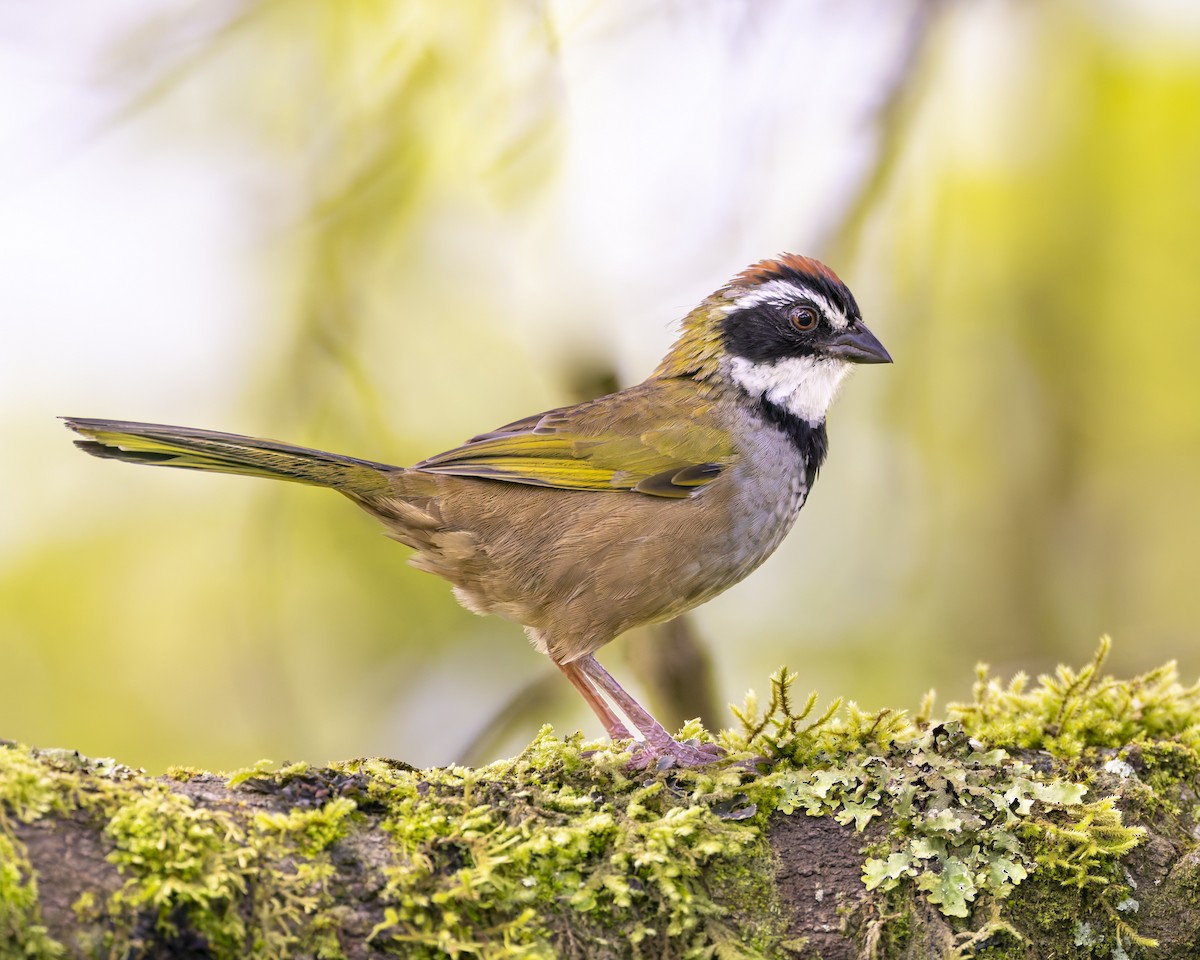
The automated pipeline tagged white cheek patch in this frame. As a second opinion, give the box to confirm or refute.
[727,280,849,331]
[729,355,853,424]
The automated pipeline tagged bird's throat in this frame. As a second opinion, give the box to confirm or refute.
[728,354,852,424]
[749,394,829,482]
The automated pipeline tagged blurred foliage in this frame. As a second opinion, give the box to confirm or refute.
[847,2,1200,690]
[2,1,1199,773]
[4,0,569,771]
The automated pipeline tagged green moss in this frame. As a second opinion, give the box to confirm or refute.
[101,777,355,956]
[0,745,109,958]
[254,796,356,858]
[734,686,1137,919]
[227,759,312,789]
[0,745,71,824]
[0,828,65,958]
[104,789,252,949]
[352,730,780,958]
[999,867,1155,959]
[721,645,1179,951]
[0,734,786,959]
[1124,740,1200,822]
[0,744,356,958]
[3,641,1199,957]
[949,636,1200,757]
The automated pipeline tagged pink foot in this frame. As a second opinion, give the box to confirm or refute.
[625,738,726,771]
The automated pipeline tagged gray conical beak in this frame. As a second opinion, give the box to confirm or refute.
[827,321,892,364]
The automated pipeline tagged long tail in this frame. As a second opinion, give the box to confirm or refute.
[63,417,396,497]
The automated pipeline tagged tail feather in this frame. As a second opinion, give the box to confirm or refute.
[63,417,396,496]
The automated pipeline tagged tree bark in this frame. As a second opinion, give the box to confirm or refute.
[3,727,1196,960]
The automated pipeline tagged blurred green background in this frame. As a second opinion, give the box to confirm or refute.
[2,1,1198,772]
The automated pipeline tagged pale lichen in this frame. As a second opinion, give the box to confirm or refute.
[2,640,1198,958]
[718,641,1182,952]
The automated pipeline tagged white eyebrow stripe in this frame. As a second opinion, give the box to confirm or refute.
[726,279,848,330]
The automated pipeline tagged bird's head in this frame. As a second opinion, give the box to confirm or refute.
[657,253,891,424]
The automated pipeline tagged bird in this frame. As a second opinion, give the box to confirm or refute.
[64,254,891,768]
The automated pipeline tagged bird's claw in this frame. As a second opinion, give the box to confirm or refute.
[625,737,726,771]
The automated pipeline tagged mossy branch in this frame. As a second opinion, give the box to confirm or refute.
[4,641,1200,959]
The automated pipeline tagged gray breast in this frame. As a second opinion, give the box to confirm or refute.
[704,418,813,594]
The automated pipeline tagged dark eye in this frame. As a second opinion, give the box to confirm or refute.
[790,306,820,332]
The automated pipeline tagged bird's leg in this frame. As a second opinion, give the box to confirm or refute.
[574,654,724,769]
[555,658,635,741]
